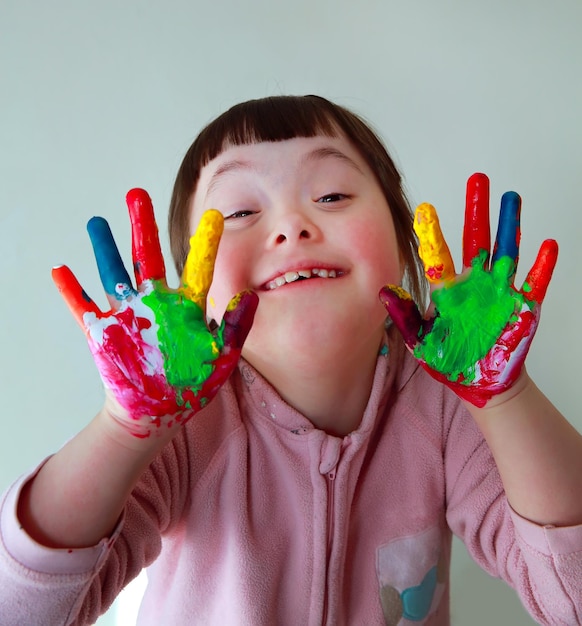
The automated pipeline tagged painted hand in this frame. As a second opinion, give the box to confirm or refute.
[380,173,558,407]
[52,189,258,436]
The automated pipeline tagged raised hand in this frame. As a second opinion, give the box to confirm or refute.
[380,173,558,407]
[52,189,258,437]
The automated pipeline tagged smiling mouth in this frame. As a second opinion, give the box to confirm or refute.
[263,268,345,291]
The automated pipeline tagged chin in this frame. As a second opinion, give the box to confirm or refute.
[242,310,386,373]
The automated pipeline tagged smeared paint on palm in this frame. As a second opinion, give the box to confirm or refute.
[380,173,558,407]
[52,189,257,436]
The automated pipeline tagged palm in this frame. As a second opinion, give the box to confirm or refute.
[53,189,257,436]
[381,173,558,407]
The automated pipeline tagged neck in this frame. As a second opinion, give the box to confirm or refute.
[243,329,384,437]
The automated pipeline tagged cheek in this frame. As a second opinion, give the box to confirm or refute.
[348,216,402,283]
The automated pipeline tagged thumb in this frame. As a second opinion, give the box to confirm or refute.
[221,290,259,351]
[379,285,430,349]
[191,290,259,407]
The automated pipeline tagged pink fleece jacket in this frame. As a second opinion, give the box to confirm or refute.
[1,330,581,625]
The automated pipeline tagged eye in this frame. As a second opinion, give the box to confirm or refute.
[224,209,256,220]
[317,193,349,204]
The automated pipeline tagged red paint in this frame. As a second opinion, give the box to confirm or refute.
[427,264,445,281]
[463,173,490,269]
[126,188,166,285]
[524,239,559,304]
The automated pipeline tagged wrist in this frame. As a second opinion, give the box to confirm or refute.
[95,395,176,457]
[461,368,534,422]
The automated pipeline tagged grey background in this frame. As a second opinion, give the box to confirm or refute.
[2,1,581,623]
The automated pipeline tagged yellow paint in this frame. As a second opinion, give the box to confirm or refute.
[226,291,243,311]
[384,284,412,300]
[181,210,224,309]
[414,203,456,283]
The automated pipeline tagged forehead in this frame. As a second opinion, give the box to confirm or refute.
[191,134,370,213]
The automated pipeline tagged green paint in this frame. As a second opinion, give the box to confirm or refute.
[414,250,531,384]
[143,289,223,400]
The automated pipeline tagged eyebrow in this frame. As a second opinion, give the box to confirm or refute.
[205,160,254,198]
[204,145,365,200]
[301,146,365,174]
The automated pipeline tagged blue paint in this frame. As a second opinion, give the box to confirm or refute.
[492,191,520,271]
[87,217,136,300]
[401,566,437,621]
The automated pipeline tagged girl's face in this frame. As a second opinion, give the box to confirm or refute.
[190,134,403,372]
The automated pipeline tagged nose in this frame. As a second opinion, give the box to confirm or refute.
[267,211,322,248]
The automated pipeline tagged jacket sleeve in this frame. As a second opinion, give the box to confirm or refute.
[442,385,582,625]
[0,431,191,626]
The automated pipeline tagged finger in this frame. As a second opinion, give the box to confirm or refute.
[491,191,521,282]
[52,264,103,328]
[521,239,559,305]
[379,285,430,349]
[181,210,224,310]
[178,290,258,413]
[221,290,259,350]
[87,217,136,306]
[126,188,166,286]
[463,173,491,270]
[414,203,456,283]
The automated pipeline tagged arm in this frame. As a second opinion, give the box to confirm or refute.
[17,399,170,549]
[439,377,582,626]
[465,371,582,527]
[16,188,257,550]
[1,415,195,626]
[381,173,582,527]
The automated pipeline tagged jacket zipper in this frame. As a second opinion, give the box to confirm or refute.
[322,468,337,625]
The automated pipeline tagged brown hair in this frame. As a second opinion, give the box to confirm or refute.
[168,95,427,306]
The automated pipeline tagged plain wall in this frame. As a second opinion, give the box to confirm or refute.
[1,1,581,624]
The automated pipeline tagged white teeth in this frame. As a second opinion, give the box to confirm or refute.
[265,268,340,290]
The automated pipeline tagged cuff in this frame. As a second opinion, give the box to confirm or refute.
[509,506,582,557]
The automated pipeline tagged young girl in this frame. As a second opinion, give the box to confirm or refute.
[1,95,581,625]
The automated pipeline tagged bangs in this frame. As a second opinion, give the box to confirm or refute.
[195,95,341,167]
